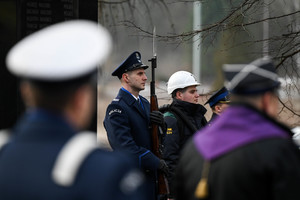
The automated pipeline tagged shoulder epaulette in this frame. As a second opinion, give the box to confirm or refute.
[0,129,10,150]
[52,131,99,187]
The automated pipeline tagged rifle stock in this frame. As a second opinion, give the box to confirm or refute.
[149,56,169,197]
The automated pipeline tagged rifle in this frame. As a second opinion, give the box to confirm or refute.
[149,27,169,198]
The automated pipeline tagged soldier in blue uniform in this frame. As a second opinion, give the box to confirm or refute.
[104,51,168,200]
[205,86,230,124]
[0,20,146,200]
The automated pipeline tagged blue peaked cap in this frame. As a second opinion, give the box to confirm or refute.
[205,87,230,107]
[112,51,148,79]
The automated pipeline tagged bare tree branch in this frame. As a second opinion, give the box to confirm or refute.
[278,97,300,117]
[99,0,300,126]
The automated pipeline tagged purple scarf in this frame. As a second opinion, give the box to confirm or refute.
[194,105,290,160]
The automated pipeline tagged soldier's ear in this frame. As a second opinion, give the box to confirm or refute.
[176,90,183,100]
[215,104,222,113]
[68,84,94,129]
[122,73,129,82]
[261,92,278,118]
[20,81,35,108]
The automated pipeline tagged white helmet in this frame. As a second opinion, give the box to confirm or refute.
[167,71,200,94]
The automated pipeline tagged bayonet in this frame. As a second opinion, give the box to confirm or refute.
[149,27,169,199]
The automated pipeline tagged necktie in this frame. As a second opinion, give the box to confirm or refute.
[137,98,144,110]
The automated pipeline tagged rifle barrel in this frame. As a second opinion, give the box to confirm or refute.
[149,55,169,197]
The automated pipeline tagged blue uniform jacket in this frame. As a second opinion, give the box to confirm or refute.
[104,88,160,171]
[0,109,146,200]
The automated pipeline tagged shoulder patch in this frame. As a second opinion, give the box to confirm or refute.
[109,109,122,115]
[166,128,173,135]
[112,98,120,102]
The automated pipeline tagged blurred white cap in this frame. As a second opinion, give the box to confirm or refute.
[6,20,112,82]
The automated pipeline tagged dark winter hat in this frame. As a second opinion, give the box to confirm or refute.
[223,57,281,95]
[205,87,230,107]
[112,51,148,79]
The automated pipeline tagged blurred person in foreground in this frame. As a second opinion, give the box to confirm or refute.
[103,51,168,200]
[174,57,300,200]
[159,71,207,199]
[204,86,230,125]
[0,20,146,200]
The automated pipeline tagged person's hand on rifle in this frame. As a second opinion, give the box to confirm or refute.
[150,110,166,133]
[158,159,169,175]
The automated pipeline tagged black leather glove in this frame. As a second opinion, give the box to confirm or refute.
[150,111,166,132]
[158,159,169,175]
[150,110,164,124]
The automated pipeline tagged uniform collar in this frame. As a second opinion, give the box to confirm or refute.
[121,87,140,100]
[118,88,147,118]
[13,108,77,139]
[172,98,207,115]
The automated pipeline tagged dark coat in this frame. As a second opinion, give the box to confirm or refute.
[207,112,218,126]
[0,109,146,200]
[104,88,160,170]
[209,112,218,123]
[174,104,300,200]
[162,99,207,197]
[104,88,160,200]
